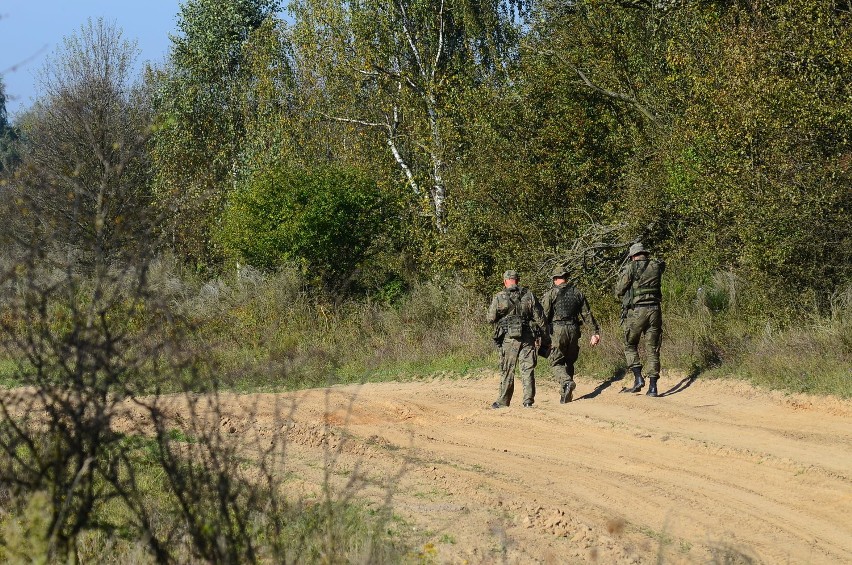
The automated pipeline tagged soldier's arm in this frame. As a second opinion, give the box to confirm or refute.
[614,264,632,298]
[531,293,548,335]
[540,289,554,323]
[486,294,500,324]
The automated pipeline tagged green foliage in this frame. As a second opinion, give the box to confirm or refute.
[647,0,852,300]
[149,0,282,265]
[172,0,281,84]
[443,47,633,288]
[219,164,393,292]
[492,0,852,309]
[148,0,852,315]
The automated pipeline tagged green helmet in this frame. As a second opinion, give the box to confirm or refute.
[628,242,648,257]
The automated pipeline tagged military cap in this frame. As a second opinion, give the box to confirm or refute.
[628,242,648,257]
[502,269,519,280]
[551,266,570,279]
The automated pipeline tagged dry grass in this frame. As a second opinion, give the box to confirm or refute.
[162,263,494,391]
[148,260,851,398]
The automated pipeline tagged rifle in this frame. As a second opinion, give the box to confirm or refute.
[619,285,633,325]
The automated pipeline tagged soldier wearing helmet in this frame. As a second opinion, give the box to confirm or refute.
[615,242,666,397]
[540,265,601,403]
[487,269,547,408]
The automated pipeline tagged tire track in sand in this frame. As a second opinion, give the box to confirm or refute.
[154,373,852,563]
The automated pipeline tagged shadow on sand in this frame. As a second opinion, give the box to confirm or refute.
[577,367,702,401]
[577,368,625,401]
[658,368,701,397]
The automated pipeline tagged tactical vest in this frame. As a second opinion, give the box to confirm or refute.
[629,259,664,306]
[552,284,582,322]
[498,287,532,339]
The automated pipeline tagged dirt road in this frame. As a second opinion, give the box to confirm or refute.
[194,371,851,563]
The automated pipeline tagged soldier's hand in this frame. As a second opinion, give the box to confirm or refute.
[535,337,542,349]
[589,334,601,347]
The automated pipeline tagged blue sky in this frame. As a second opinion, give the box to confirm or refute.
[1,0,182,119]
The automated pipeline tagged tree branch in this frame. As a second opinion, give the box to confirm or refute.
[572,64,659,125]
[394,0,428,82]
[320,113,388,129]
[432,0,445,83]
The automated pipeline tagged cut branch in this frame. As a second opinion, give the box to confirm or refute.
[538,221,647,285]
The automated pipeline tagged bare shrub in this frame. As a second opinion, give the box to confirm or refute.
[0,18,405,563]
[0,238,182,560]
[0,241,404,562]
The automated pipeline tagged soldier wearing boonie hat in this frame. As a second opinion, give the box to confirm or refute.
[540,265,600,404]
[615,242,665,397]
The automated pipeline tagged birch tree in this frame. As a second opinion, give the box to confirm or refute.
[290,0,526,232]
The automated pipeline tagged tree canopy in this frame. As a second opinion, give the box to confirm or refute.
[5,0,852,308]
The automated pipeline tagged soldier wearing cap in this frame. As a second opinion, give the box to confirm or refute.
[615,242,666,396]
[540,266,601,403]
[487,269,547,408]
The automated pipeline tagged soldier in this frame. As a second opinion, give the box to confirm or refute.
[487,269,547,408]
[540,266,601,403]
[615,242,665,397]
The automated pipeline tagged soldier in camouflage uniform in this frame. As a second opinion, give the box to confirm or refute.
[487,270,547,408]
[615,243,665,397]
[540,266,601,404]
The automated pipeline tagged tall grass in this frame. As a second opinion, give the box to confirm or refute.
[149,257,851,398]
[735,284,852,396]
[150,259,494,391]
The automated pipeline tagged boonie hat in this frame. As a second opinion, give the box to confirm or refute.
[551,266,570,278]
[628,242,648,257]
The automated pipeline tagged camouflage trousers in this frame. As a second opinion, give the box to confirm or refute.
[549,322,580,388]
[622,305,662,377]
[495,338,537,406]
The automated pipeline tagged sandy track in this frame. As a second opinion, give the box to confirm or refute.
[187,371,852,564]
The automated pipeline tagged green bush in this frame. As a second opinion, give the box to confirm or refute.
[219,164,392,294]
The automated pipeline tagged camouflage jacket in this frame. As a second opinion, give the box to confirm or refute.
[614,258,665,307]
[540,282,600,334]
[487,285,546,338]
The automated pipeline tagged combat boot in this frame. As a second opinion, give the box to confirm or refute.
[560,380,576,404]
[623,366,645,393]
[646,377,659,397]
